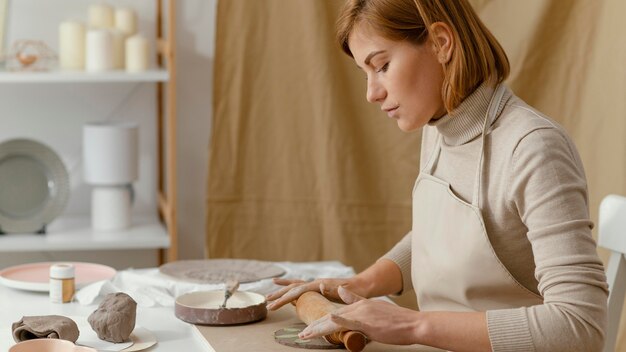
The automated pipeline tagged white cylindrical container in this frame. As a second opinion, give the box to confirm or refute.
[86,29,114,72]
[83,121,139,185]
[50,264,75,304]
[88,3,114,29]
[91,186,132,231]
[115,8,137,36]
[125,34,149,72]
[110,29,125,69]
[59,21,86,70]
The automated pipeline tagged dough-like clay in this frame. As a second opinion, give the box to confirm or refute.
[88,292,137,343]
[12,315,79,342]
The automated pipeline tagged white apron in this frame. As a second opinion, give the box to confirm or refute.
[411,85,543,312]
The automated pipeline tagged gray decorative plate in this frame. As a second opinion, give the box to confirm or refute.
[0,138,69,233]
[159,259,286,284]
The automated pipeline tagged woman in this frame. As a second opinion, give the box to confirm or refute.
[266,0,608,351]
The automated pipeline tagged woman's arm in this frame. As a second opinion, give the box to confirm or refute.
[349,258,404,297]
[489,126,608,351]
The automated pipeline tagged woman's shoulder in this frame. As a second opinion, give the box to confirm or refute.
[498,95,562,134]
[495,93,574,149]
[496,93,582,164]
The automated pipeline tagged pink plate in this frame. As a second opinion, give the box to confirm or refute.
[0,262,116,292]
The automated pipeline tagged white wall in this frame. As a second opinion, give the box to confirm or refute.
[175,0,216,261]
[0,0,215,268]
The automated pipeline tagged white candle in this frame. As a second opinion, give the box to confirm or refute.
[115,8,137,36]
[59,21,85,70]
[86,29,114,71]
[125,34,149,72]
[110,29,125,69]
[88,3,114,29]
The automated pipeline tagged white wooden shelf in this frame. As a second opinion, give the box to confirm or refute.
[0,1,179,263]
[0,216,170,252]
[0,69,169,83]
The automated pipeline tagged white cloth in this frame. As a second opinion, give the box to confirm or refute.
[75,261,355,307]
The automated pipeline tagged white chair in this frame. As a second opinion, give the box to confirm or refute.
[599,194,626,352]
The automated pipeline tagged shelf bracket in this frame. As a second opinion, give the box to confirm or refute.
[157,38,170,57]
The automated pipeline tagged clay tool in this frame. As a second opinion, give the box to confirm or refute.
[220,279,240,308]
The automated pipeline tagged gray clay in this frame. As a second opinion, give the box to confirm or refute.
[12,315,79,342]
[88,292,137,343]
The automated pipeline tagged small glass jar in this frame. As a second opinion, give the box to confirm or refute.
[49,263,75,303]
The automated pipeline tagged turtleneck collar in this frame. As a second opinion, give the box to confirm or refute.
[428,81,511,146]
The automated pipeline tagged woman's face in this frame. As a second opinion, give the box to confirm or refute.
[348,24,446,132]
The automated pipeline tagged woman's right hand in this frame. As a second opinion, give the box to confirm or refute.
[266,277,363,311]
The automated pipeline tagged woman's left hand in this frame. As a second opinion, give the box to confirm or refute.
[298,286,421,346]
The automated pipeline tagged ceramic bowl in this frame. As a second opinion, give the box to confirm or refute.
[175,290,267,325]
[9,339,96,352]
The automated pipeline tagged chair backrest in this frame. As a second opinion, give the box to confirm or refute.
[599,194,626,352]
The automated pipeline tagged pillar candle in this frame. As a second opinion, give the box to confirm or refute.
[110,29,125,69]
[88,3,114,29]
[86,29,114,72]
[115,8,137,36]
[125,34,149,72]
[59,21,85,70]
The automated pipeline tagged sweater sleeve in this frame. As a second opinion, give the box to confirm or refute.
[486,127,608,352]
[380,231,413,294]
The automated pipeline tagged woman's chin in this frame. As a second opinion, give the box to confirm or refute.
[397,119,422,133]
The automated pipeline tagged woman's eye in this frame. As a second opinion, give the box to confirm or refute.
[377,63,389,73]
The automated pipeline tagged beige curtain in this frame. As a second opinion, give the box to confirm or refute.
[207,0,420,273]
[208,0,626,347]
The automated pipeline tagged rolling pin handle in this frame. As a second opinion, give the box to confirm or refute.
[341,330,368,352]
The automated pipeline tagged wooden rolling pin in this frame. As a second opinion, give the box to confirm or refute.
[295,291,368,352]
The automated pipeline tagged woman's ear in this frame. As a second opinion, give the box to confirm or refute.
[429,22,454,64]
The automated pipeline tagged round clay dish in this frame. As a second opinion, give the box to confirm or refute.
[9,339,96,352]
[175,290,267,325]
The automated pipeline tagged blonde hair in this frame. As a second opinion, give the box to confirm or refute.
[336,0,509,112]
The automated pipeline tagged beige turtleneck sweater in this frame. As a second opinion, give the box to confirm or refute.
[382,83,608,352]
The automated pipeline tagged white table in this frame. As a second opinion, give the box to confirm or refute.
[0,284,209,351]
[0,261,358,351]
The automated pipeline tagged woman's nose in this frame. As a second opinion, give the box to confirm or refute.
[366,79,386,103]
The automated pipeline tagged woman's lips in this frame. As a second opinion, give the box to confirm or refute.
[385,107,399,118]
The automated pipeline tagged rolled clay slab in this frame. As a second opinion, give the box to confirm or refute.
[274,323,341,349]
[160,259,285,284]
[175,290,267,325]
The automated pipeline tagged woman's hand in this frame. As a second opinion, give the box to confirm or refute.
[267,259,403,311]
[299,286,421,346]
[266,277,364,311]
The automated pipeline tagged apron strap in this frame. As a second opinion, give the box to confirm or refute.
[423,133,442,174]
[472,84,507,207]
